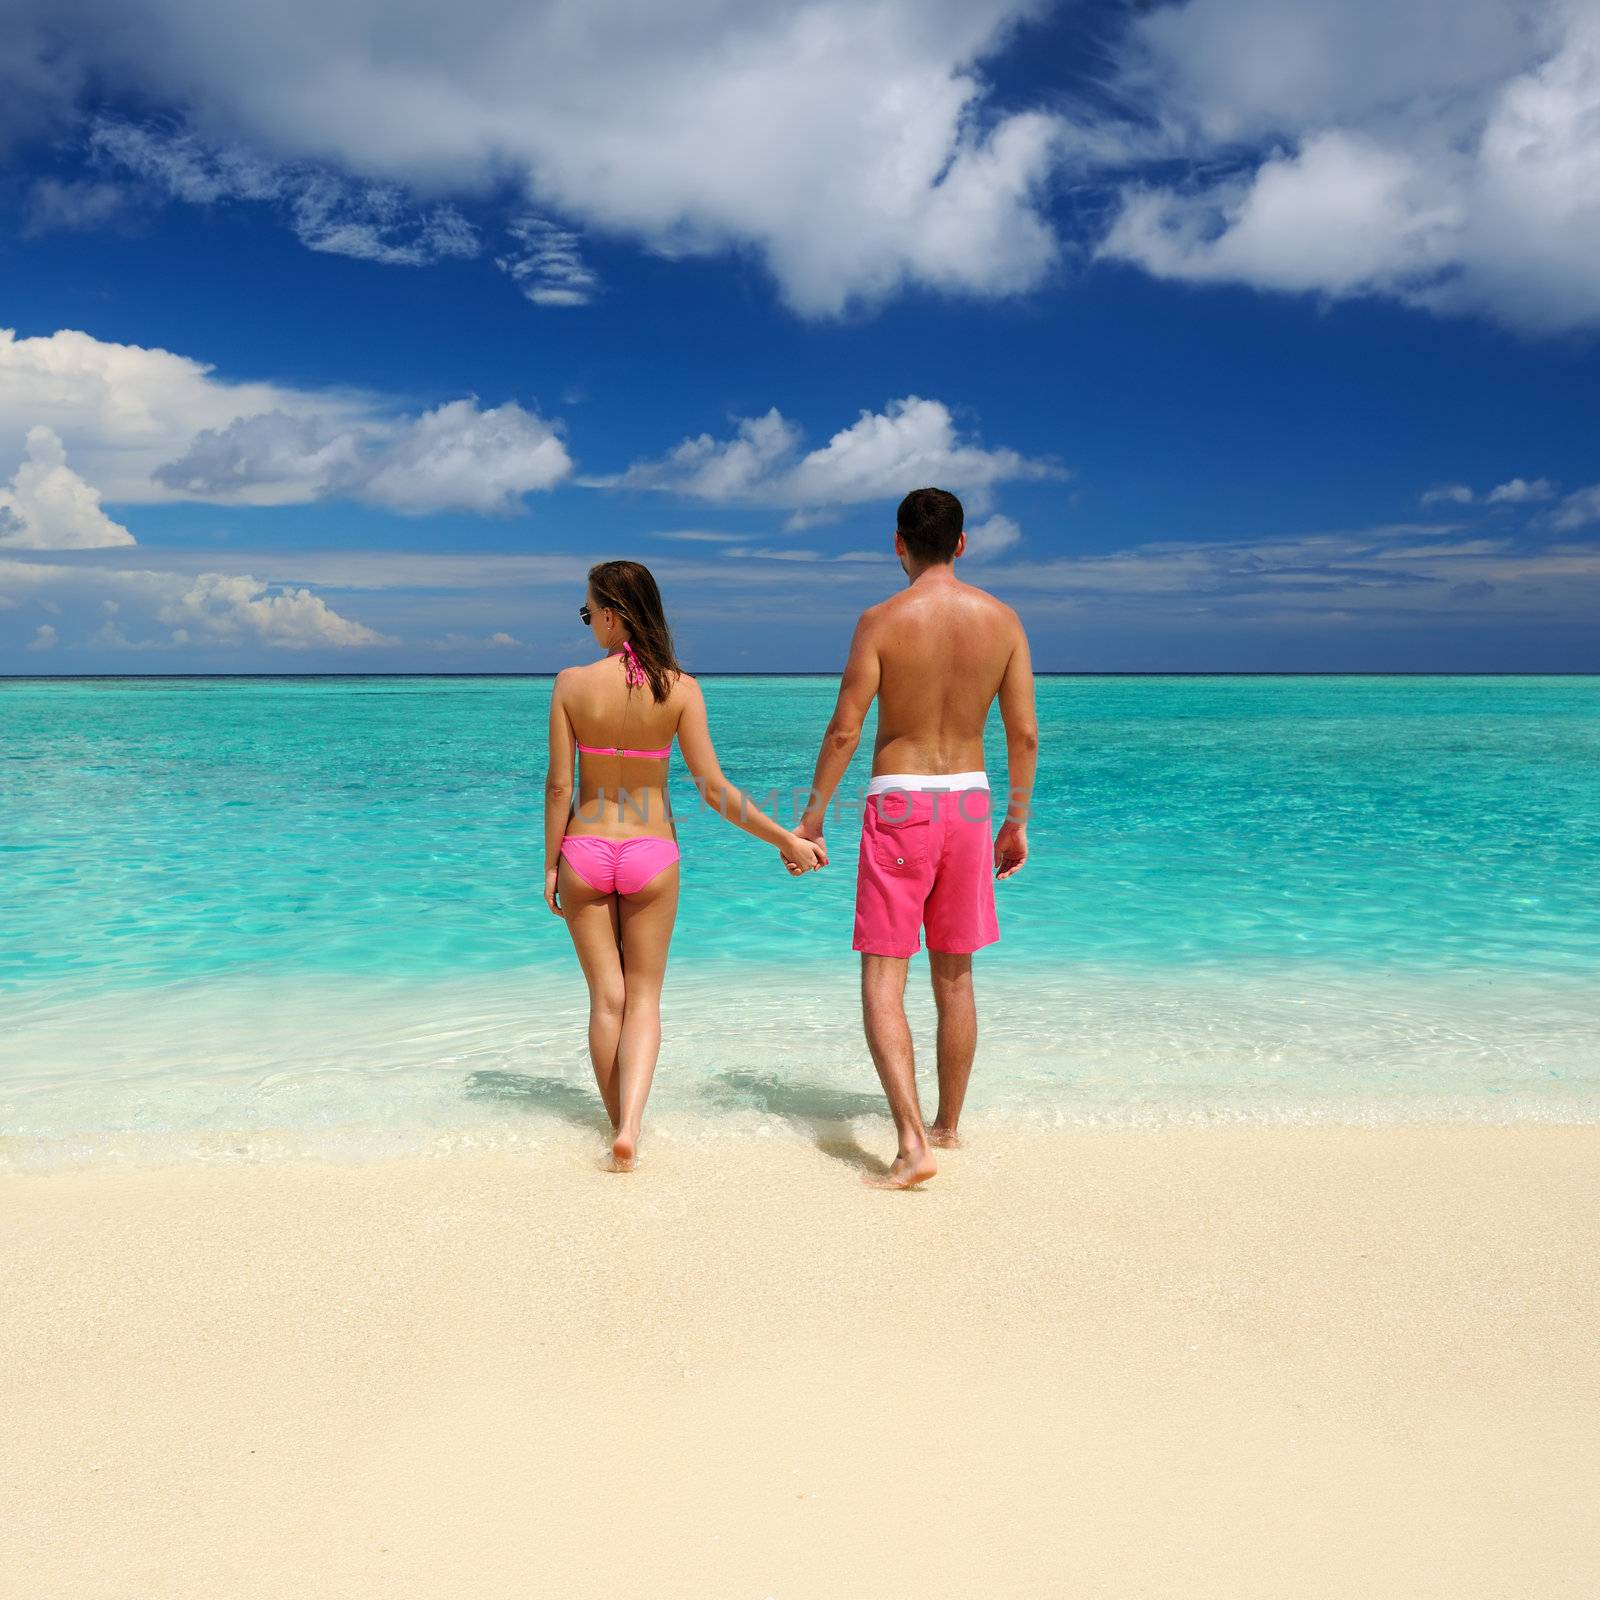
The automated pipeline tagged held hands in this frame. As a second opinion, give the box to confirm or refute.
[994,820,1028,880]
[779,828,827,876]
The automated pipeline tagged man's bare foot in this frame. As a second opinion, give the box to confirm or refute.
[928,1125,962,1149]
[863,1147,938,1190]
[609,1129,638,1172]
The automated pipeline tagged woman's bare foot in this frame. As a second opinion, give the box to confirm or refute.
[928,1124,962,1149]
[863,1145,938,1190]
[609,1128,638,1172]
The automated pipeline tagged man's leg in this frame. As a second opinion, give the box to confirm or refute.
[860,954,937,1188]
[928,951,976,1147]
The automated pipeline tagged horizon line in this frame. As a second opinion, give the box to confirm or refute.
[5,671,1600,682]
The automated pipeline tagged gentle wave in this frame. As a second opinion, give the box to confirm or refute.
[5,961,1598,1171]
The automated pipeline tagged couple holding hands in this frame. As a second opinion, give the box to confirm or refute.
[544,488,1038,1187]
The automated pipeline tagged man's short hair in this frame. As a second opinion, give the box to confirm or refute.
[896,487,964,563]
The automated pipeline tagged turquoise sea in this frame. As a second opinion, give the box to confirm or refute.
[4,674,1599,1168]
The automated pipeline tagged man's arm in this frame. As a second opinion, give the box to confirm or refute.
[796,611,881,841]
[994,620,1038,880]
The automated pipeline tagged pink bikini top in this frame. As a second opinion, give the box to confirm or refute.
[574,640,673,761]
[576,740,672,759]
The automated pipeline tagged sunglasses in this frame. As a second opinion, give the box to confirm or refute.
[578,603,592,626]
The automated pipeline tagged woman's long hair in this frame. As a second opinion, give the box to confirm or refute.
[587,560,683,704]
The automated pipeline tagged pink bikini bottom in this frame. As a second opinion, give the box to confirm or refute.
[559,834,680,896]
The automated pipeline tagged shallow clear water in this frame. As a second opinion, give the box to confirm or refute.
[3,674,1599,1167]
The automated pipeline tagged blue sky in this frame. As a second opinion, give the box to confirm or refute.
[1,0,1598,672]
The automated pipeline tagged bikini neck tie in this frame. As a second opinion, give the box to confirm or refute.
[618,638,646,688]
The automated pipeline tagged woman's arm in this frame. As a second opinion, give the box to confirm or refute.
[543,672,577,913]
[675,677,822,868]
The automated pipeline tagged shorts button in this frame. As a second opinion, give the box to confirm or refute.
[895,856,904,865]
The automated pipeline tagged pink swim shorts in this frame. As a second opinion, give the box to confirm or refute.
[852,781,999,958]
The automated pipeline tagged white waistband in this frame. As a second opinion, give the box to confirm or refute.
[865,770,989,796]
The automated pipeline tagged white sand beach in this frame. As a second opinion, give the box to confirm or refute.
[5,1123,1598,1598]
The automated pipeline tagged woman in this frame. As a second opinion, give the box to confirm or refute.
[544,559,825,1170]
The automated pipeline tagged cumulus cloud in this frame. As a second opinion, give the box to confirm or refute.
[25,622,57,651]
[0,425,135,548]
[1099,0,1600,333]
[1,0,1068,317]
[1421,484,1476,506]
[1101,130,1465,297]
[607,396,1059,513]
[0,556,395,651]
[1486,476,1557,504]
[1,327,571,512]
[962,513,1022,561]
[154,573,393,648]
[351,400,571,514]
[157,398,572,515]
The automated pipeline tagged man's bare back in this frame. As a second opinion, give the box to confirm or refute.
[861,575,1028,778]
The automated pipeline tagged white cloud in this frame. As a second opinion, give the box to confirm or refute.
[1550,482,1600,528]
[1486,476,1557,503]
[962,513,1022,561]
[4,546,592,593]
[431,630,525,651]
[1120,0,1544,146]
[84,113,483,267]
[163,397,574,516]
[1100,1,1600,333]
[1102,131,1464,298]
[2,0,1068,317]
[24,622,57,651]
[1421,484,1475,506]
[608,396,1059,513]
[154,573,393,648]
[0,426,135,548]
[7,0,1599,332]
[353,399,571,514]
[0,557,394,650]
[1,327,571,512]
[495,216,599,307]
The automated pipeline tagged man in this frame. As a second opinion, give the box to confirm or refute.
[796,487,1038,1189]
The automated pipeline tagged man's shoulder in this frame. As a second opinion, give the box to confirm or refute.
[854,595,898,632]
[947,577,1024,637]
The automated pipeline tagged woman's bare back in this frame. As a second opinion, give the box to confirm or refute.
[559,654,686,838]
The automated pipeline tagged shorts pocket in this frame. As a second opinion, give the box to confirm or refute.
[868,812,932,873]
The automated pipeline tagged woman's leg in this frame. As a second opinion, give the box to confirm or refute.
[557,855,624,1128]
[610,862,679,1169]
